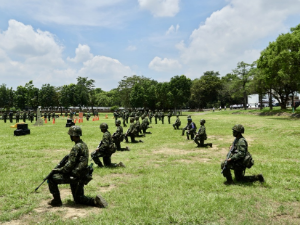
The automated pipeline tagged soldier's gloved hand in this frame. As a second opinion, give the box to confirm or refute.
[52,168,62,174]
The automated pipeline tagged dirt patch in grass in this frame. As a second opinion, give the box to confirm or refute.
[174,158,211,164]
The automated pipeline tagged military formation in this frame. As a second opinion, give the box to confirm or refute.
[1,108,264,209]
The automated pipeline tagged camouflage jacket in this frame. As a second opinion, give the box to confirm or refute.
[197,125,206,137]
[154,112,159,117]
[168,112,172,117]
[187,122,196,132]
[98,131,113,151]
[161,112,165,117]
[230,136,248,161]
[135,120,141,129]
[61,140,89,177]
[114,125,123,138]
[141,118,149,128]
[174,117,181,125]
[126,122,136,134]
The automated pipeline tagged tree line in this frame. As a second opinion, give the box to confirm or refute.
[1,24,300,111]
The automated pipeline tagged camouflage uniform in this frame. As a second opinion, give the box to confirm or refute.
[221,125,264,184]
[2,111,7,123]
[112,120,129,151]
[167,110,172,124]
[124,118,143,143]
[22,111,27,122]
[30,111,34,123]
[64,111,68,117]
[86,111,90,121]
[154,110,159,124]
[173,116,181,129]
[141,116,151,134]
[52,112,56,121]
[182,116,192,136]
[91,124,120,168]
[48,126,108,208]
[125,110,129,124]
[148,110,153,124]
[161,110,165,124]
[47,112,51,121]
[113,111,119,121]
[9,111,13,123]
[16,111,20,123]
[194,120,212,147]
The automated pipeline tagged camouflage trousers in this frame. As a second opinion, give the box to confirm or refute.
[173,123,180,129]
[186,130,195,140]
[155,117,158,124]
[168,116,171,124]
[161,117,164,124]
[91,150,118,168]
[16,117,19,123]
[221,161,258,182]
[48,173,94,206]
[194,136,211,147]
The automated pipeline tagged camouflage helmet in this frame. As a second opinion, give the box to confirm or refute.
[232,124,244,133]
[100,123,108,130]
[200,119,206,124]
[68,126,82,136]
[115,120,121,125]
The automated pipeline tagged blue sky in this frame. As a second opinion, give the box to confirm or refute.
[1,0,300,91]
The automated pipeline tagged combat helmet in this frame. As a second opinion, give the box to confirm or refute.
[68,126,82,136]
[200,119,206,124]
[115,120,121,125]
[100,123,108,130]
[232,124,244,133]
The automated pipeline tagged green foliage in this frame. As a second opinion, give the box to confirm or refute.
[169,75,192,109]
[110,105,119,111]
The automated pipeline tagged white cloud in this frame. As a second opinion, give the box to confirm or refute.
[166,24,180,35]
[149,56,182,72]
[177,0,300,77]
[138,0,180,17]
[0,20,134,90]
[126,45,137,51]
[67,44,93,63]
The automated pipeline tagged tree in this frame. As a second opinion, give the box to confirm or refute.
[257,24,300,109]
[169,75,192,110]
[232,62,254,110]
[39,84,57,109]
[24,81,39,109]
[190,71,222,108]
[76,76,95,110]
[0,84,13,110]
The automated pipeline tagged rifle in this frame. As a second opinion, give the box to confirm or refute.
[221,138,237,174]
[35,154,69,192]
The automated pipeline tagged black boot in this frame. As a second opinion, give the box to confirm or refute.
[48,194,62,207]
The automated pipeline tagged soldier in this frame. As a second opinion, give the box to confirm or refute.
[86,111,91,121]
[70,110,74,120]
[22,110,27,122]
[182,116,191,136]
[125,110,129,124]
[47,126,108,208]
[141,115,152,134]
[9,111,13,123]
[167,110,172,124]
[112,120,129,151]
[16,110,20,123]
[3,111,7,123]
[91,123,125,168]
[124,118,143,143]
[186,118,197,140]
[43,111,47,121]
[161,110,165,124]
[173,115,181,129]
[221,124,264,185]
[113,110,119,121]
[121,110,127,127]
[64,111,68,118]
[148,110,153,124]
[158,110,161,121]
[135,116,144,137]
[194,119,212,147]
[52,111,56,121]
[30,110,34,123]
[154,110,159,124]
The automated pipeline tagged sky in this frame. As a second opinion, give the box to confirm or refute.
[1,0,300,91]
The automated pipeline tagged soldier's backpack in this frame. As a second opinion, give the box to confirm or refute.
[109,143,117,154]
[243,151,254,168]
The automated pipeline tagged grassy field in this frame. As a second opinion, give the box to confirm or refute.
[1,109,300,224]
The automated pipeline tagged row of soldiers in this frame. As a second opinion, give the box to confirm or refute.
[1,110,35,123]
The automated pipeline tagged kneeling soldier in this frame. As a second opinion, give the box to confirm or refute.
[91,123,125,168]
[113,120,129,151]
[194,119,212,147]
[173,115,181,129]
[221,124,264,185]
[186,117,196,140]
[125,118,143,143]
[47,126,107,208]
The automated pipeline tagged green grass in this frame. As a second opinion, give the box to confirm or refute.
[1,111,300,224]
